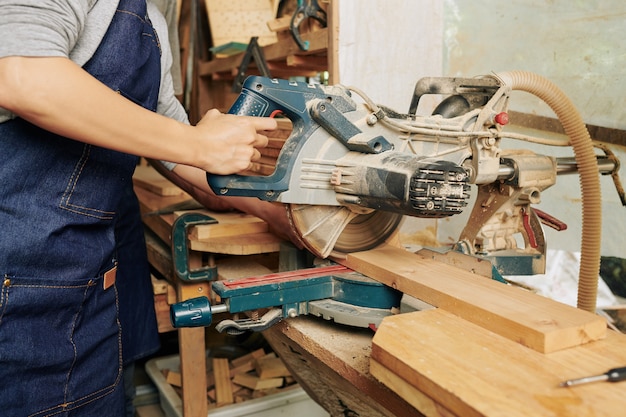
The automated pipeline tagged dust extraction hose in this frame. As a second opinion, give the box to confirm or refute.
[496,71,601,313]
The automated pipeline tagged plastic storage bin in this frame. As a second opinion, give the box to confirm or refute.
[145,353,330,417]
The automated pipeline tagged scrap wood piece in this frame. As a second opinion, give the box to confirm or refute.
[255,354,291,379]
[266,15,291,33]
[232,373,284,391]
[337,245,606,353]
[229,360,256,378]
[230,348,266,368]
[212,358,234,406]
[371,309,626,417]
[165,370,182,387]
[207,382,241,403]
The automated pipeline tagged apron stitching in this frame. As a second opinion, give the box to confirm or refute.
[59,143,116,219]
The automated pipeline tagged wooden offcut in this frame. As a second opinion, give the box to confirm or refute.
[255,354,291,379]
[337,245,606,353]
[232,373,284,391]
[371,309,626,417]
[212,357,234,406]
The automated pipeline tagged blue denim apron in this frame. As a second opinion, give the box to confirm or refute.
[0,0,161,415]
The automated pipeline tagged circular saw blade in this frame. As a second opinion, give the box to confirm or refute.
[286,204,403,259]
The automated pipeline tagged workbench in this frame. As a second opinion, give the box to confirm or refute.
[134,165,626,417]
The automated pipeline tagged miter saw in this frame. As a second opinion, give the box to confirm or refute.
[170,72,623,332]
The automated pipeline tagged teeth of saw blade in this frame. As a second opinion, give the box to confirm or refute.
[287,204,403,258]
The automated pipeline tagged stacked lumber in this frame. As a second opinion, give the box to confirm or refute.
[334,245,626,416]
[161,348,298,410]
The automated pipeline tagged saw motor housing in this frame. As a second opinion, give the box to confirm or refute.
[209,76,558,274]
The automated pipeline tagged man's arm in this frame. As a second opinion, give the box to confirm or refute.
[0,56,275,175]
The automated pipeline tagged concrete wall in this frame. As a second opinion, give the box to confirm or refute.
[335,0,625,257]
[443,0,626,131]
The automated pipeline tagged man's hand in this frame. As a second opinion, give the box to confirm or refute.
[193,109,275,175]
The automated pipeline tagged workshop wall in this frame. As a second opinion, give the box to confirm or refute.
[336,0,625,258]
[443,0,626,131]
[440,0,626,258]
[335,0,444,111]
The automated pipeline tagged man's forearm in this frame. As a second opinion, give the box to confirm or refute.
[0,56,198,166]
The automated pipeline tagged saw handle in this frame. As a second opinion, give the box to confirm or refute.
[208,76,351,199]
[228,75,327,120]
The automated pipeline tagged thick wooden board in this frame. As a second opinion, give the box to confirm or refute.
[337,245,606,353]
[182,210,269,240]
[189,232,282,256]
[263,317,423,417]
[371,309,626,417]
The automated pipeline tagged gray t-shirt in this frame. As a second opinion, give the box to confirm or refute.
[0,0,188,135]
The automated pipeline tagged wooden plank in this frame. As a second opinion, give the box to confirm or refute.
[134,185,188,244]
[232,373,283,390]
[212,357,234,407]
[154,293,175,333]
[151,275,169,295]
[371,309,626,417]
[144,229,175,281]
[266,15,291,33]
[178,327,207,417]
[217,257,274,281]
[133,165,189,197]
[190,232,282,256]
[185,210,269,240]
[255,355,291,379]
[337,245,606,353]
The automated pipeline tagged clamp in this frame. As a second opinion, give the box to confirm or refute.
[171,212,218,281]
[290,0,327,51]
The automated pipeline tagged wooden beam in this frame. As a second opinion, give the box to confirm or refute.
[263,317,423,417]
[336,245,606,353]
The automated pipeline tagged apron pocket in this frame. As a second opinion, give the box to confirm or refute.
[0,274,122,416]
